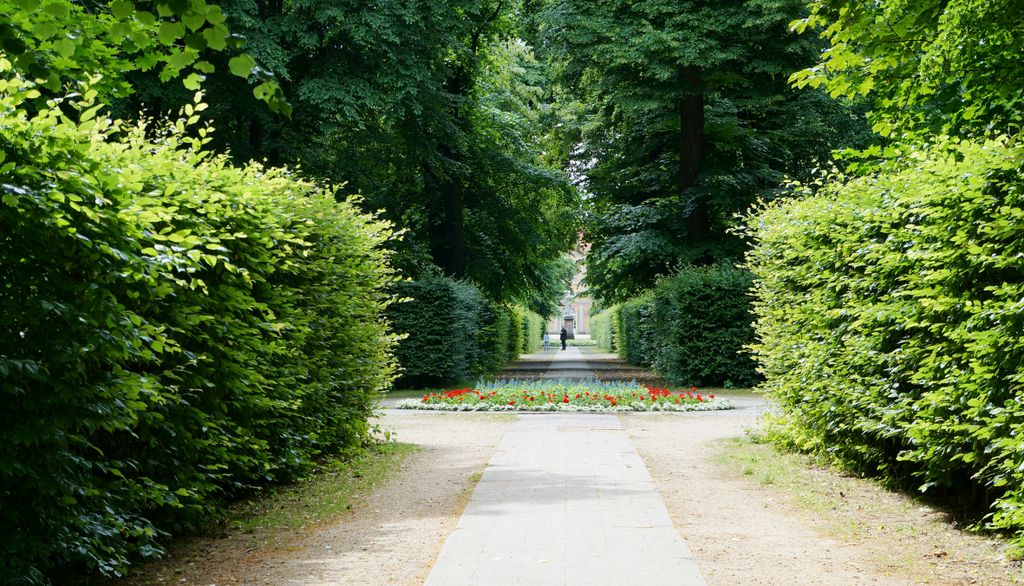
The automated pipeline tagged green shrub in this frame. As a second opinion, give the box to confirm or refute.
[388,276,478,387]
[476,300,516,374]
[516,306,545,353]
[388,277,526,387]
[615,295,655,366]
[745,136,1024,547]
[648,266,759,387]
[0,82,397,582]
[590,307,617,352]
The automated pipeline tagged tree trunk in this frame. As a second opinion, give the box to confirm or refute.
[677,66,709,244]
[431,61,475,279]
[438,147,467,278]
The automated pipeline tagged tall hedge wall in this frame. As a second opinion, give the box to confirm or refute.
[648,266,759,387]
[746,137,1024,547]
[616,295,655,367]
[0,87,397,582]
[388,277,540,387]
[590,307,616,353]
[516,306,545,354]
[591,266,759,387]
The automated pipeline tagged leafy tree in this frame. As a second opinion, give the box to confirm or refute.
[120,0,581,304]
[538,0,872,303]
[791,0,1024,137]
[0,0,286,112]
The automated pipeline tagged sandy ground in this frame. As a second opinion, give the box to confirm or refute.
[623,407,908,585]
[126,412,513,586]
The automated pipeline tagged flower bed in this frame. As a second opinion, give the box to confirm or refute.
[393,379,734,412]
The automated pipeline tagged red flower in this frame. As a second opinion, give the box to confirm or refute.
[508,400,516,405]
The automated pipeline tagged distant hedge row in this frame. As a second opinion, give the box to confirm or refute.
[387,276,543,387]
[746,137,1024,547]
[0,87,397,582]
[591,265,758,387]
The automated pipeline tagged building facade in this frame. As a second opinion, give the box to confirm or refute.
[547,247,592,337]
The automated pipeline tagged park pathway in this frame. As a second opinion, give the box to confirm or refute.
[423,348,707,585]
[541,346,594,379]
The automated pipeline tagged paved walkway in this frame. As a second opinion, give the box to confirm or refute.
[424,414,706,585]
[542,346,594,380]
[423,347,708,585]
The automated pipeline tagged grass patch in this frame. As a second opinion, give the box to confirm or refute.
[227,442,418,532]
[713,436,1022,583]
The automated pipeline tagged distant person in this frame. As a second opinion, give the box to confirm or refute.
[543,332,550,351]
[559,327,568,350]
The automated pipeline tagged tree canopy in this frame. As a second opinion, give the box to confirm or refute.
[534,0,873,303]
[791,0,1024,137]
[118,0,581,305]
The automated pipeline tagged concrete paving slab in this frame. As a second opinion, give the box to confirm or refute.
[423,414,706,586]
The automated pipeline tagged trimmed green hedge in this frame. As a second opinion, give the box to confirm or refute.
[0,86,397,582]
[648,266,759,387]
[745,137,1024,547]
[616,294,655,367]
[591,306,618,353]
[388,277,539,387]
[388,277,481,387]
[591,266,758,386]
[516,306,545,354]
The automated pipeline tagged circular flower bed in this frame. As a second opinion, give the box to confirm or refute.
[394,379,734,412]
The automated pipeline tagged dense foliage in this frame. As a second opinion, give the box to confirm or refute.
[388,276,543,388]
[743,0,1024,550]
[0,0,286,111]
[746,137,1024,547]
[0,76,396,582]
[791,0,1024,137]
[647,266,758,387]
[119,0,581,304]
[536,0,872,303]
[591,266,758,386]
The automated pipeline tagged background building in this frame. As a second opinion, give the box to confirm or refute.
[547,247,591,338]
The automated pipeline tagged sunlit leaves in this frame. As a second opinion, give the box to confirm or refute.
[0,0,287,113]
[791,0,1024,137]
[746,136,1024,549]
[0,79,394,581]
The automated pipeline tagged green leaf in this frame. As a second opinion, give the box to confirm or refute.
[228,54,255,78]
[135,10,157,25]
[167,50,194,70]
[182,72,204,90]
[182,11,206,32]
[202,25,226,51]
[185,32,207,51]
[42,1,70,17]
[53,38,76,58]
[32,22,59,40]
[158,21,185,46]
[204,4,226,25]
[110,0,134,20]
